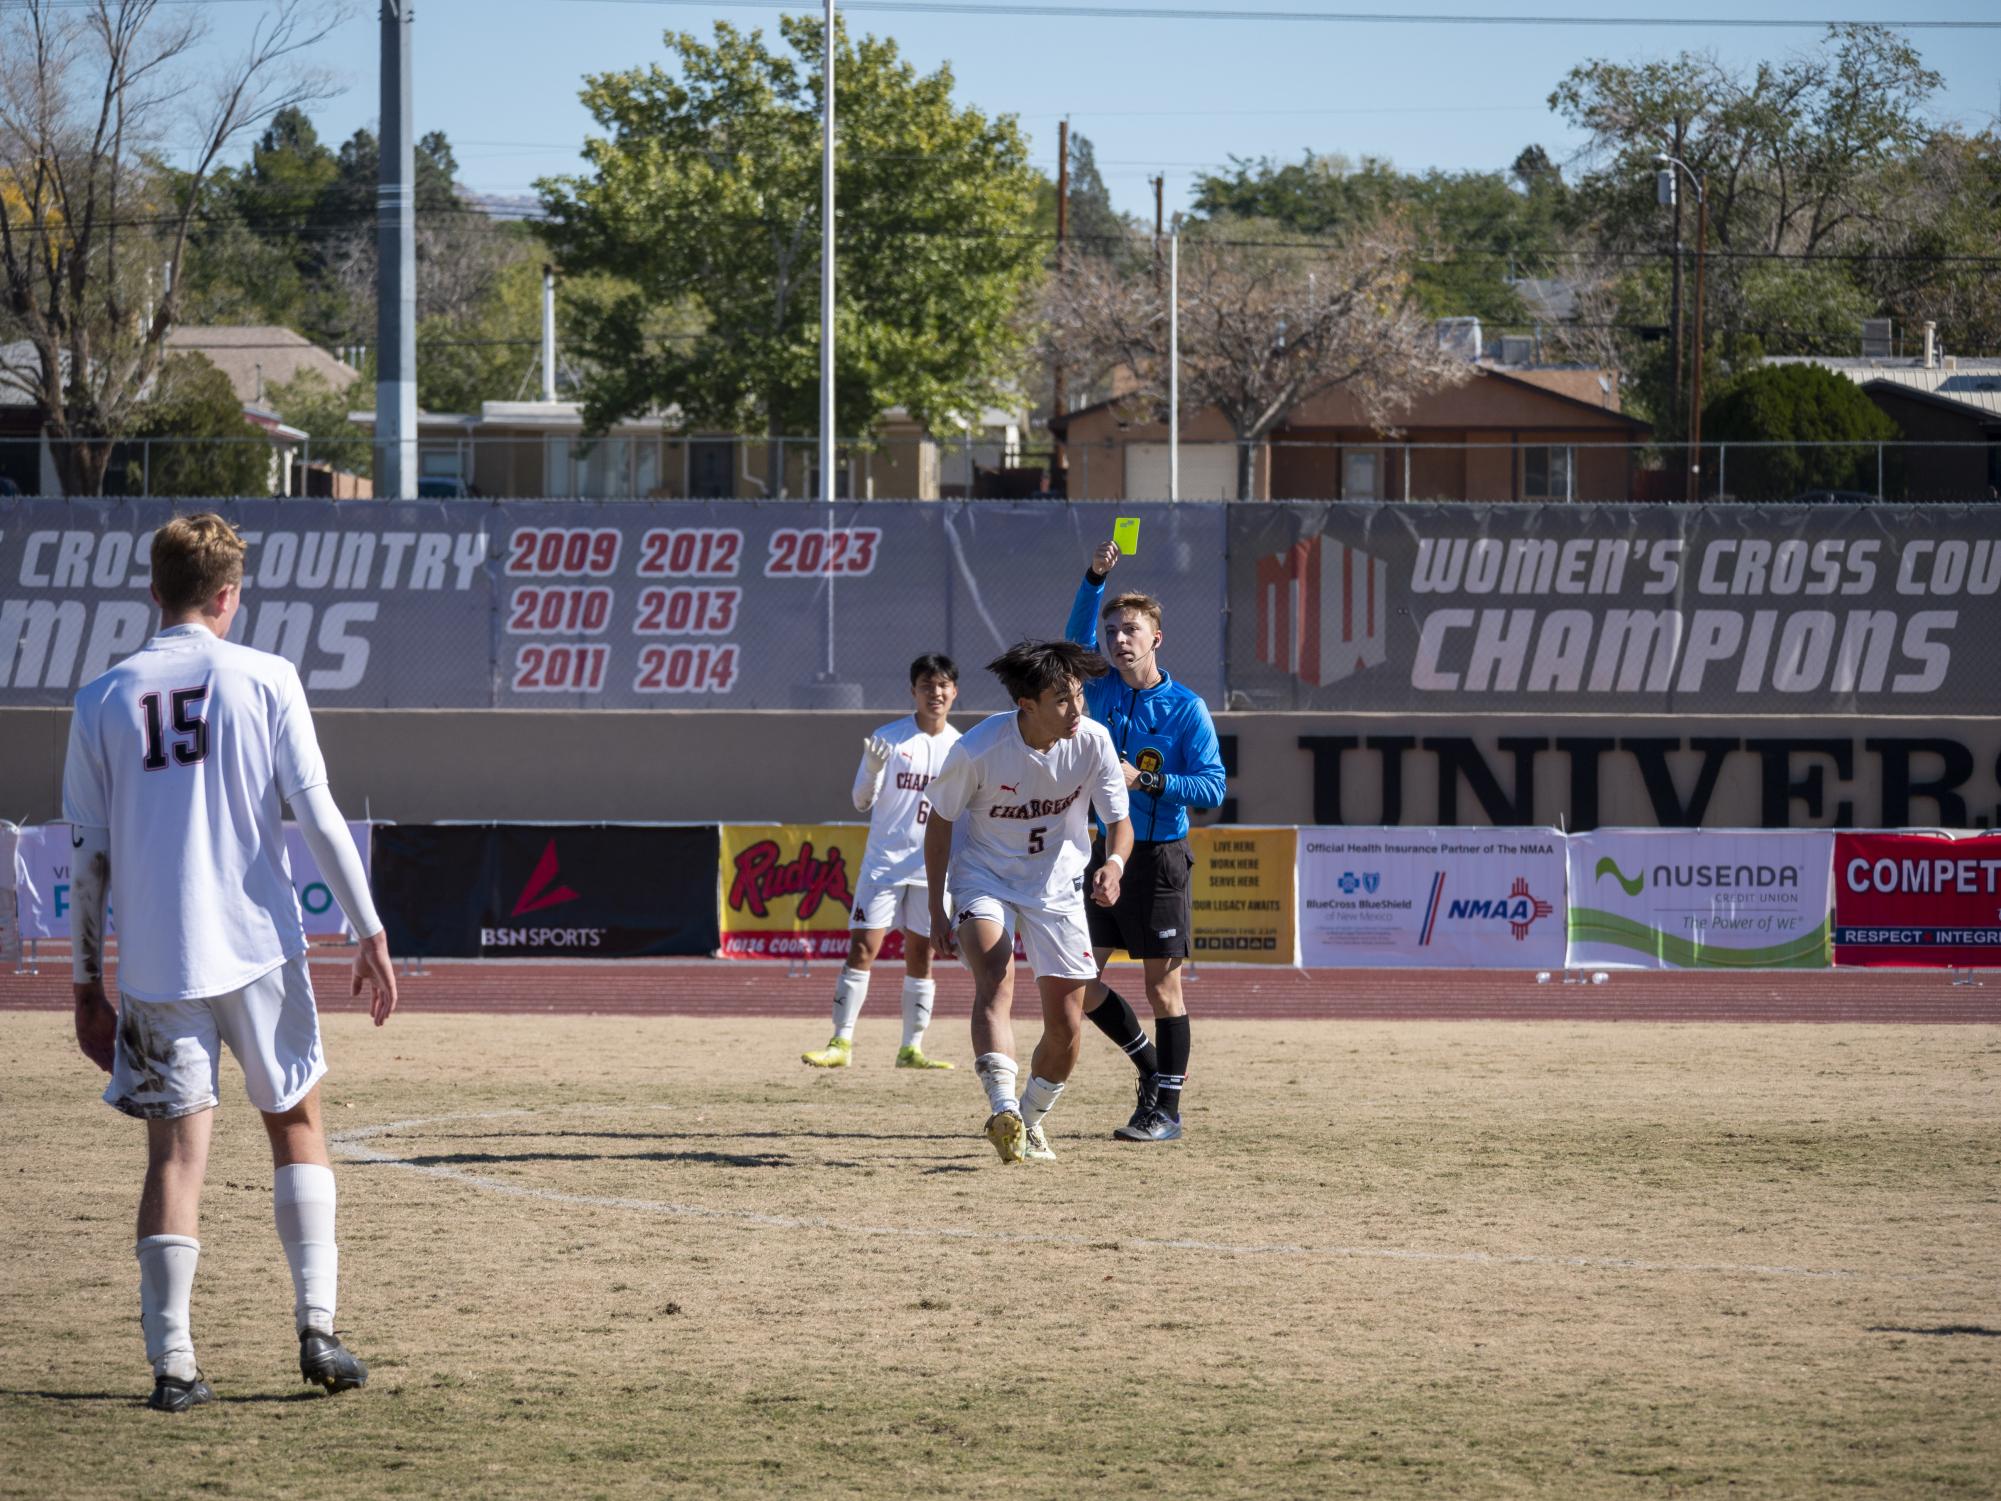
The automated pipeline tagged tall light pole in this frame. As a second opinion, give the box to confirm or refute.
[377,0,416,499]
[1168,225,1180,503]
[1657,154,1707,503]
[819,0,836,506]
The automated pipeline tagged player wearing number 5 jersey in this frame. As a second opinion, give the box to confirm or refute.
[63,513,397,1413]
[924,641,1132,1164]
[802,654,962,1071]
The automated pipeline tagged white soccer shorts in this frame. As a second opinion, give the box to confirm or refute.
[850,879,933,937]
[104,952,327,1119]
[953,893,1098,982]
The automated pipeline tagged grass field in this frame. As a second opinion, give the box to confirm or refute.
[2,1011,1997,1499]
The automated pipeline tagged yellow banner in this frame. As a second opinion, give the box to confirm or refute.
[718,823,871,960]
[1104,825,1297,965]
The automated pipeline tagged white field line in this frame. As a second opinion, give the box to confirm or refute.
[330,1107,1978,1284]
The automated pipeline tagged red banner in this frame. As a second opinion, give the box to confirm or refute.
[1833,832,2001,968]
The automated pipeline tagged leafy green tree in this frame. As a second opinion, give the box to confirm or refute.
[537,17,1042,490]
[267,366,369,477]
[1703,362,1898,500]
[124,354,273,497]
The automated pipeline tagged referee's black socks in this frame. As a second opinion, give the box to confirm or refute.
[1086,988,1158,1080]
[1155,1014,1191,1120]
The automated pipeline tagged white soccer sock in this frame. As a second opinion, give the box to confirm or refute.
[273,1163,339,1336]
[974,1052,1019,1116]
[135,1234,200,1381]
[1019,1074,1065,1130]
[900,976,937,1050]
[830,966,871,1041]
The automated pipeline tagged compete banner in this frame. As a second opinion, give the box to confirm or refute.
[14,820,372,942]
[1296,827,1567,968]
[1833,831,2001,968]
[1229,503,2001,715]
[719,823,870,960]
[0,498,1225,710]
[373,823,719,958]
[1188,826,1297,964]
[1565,829,1832,970]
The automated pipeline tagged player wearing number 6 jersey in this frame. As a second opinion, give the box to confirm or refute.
[802,654,962,1071]
[924,641,1132,1164]
[63,513,397,1413]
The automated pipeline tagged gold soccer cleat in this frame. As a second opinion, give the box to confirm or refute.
[984,1110,1027,1164]
[802,1037,853,1069]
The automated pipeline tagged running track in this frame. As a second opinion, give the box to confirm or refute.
[4,948,1996,1022]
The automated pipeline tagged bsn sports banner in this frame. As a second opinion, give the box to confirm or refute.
[1832,831,2001,968]
[373,823,720,958]
[1296,827,1567,968]
[719,823,872,960]
[1188,826,1297,964]
[1565,829,1832,970]
[12,821,372,942]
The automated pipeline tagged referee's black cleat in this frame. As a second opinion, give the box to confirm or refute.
[299,1329,369,1394]
[1114,1105,1183,1142]
[147,1373,214,1412]
[1114,1074,1160,1139]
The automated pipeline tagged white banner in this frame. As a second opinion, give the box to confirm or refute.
[15,821,372,942]
[1296,827,1568,968]
[0,821,19,964]
[1565,828,1833,970]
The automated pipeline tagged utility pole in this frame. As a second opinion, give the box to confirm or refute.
[1667,119,1685,452]
[541,265,557,403]
[1688,172,1708,503]
[376,0,416,500]
[1051,118,1069,485]
[1153,174,1164,291]
[819,0,836,506]
[1168,226,1179,503]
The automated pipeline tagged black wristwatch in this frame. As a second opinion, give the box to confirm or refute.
[1137,768,1164,795]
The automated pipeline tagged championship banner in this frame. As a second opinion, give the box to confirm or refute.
[1833,831,2001,968]
[1296,827,1567,968]
[373,823,720,958]
[1229,503,2001,716]
[1565,829,1833,970]
[719,823,871,960]
[1187,826,1297,964]
[14,820,372,942]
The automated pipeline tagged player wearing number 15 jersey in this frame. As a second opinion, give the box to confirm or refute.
[63,513,397,1413]
[924,641,1132,1164]
[802,654,962,1071]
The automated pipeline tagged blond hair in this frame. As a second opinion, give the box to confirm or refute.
[151,512,246,613]
[1101,591,1163,632]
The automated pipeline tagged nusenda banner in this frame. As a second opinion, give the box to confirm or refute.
[373,823,720,958]
[1833,831,2001,968]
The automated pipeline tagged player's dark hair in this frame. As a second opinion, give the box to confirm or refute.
[909,652,959,685]
[987,639,1109,706]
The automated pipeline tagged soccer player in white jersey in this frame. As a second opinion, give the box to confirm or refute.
[63,514,398,1413]
[802,653,962,1071]
[924,641,1132,1164]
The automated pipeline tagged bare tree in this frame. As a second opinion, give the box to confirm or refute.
[1046,215,1466,500]
[0,0,347,494]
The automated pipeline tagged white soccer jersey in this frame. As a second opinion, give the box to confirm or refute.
[853,714,961,888]
[63,625,329,1003]
[926,711,1129,909]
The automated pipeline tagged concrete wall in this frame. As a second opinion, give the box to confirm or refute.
[9,707,1997,831]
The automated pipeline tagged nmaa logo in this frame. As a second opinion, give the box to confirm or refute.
[1256,534,1389,687]
[1433,875,1553,942]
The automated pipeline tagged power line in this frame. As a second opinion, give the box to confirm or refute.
[548,0,2001,27]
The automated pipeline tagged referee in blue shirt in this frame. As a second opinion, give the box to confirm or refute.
[1064,537,1227,1141]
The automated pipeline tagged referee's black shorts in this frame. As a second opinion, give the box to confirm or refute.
[1084,837,1194,959]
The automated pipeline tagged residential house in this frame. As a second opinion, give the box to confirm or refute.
[166,326,370,497]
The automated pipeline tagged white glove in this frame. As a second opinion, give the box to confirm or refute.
[863,734,895,771]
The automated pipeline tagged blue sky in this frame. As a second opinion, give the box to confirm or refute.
[234,0,2001,217]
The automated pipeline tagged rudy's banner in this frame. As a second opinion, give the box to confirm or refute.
[1296,827,1567,968]
[1833,831,2001,968]
[373,823,720,958]
[1189,826,1297,964]
[14,821,372,941]
[719,823,870,960]
[1565,829,1833,970]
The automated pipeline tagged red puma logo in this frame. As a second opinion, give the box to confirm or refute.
[999,783,1018,794]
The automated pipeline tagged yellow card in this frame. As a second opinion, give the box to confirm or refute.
[1113,516,1141,556]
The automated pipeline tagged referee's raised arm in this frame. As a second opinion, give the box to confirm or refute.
[1065,540,1121,648]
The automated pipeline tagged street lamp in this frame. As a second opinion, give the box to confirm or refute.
[1656,153,1707,503]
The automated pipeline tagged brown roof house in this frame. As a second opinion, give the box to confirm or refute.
[166,326,369,497]
[1052,333,1650,503]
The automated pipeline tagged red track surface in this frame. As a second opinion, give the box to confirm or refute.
[5,948,1997,1022]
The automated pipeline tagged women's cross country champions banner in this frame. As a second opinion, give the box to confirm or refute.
[1564,829,1833,970]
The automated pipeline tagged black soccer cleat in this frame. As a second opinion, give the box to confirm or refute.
[1113,1074,1161,1140]
[299,1329,369,1394]
[147,1373,215,1412]
[1113,1105,1184,1143]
